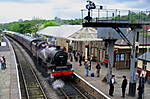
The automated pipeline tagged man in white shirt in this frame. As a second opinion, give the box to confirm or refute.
[109,75,115,96]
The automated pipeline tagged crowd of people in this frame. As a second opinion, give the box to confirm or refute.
[67,50,146,99]
[68,50,103,77]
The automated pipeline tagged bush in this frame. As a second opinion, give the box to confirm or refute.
[43,21,60,28]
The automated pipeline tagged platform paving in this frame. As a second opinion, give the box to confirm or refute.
[0,36,21,99]
[71,60,150,99]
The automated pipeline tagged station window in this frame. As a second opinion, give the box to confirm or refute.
[116,55,120,61]
[115,53,125,61]
[120,54,125,61]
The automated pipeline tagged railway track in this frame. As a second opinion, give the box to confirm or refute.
[50,79,91,99]
[60,82,88,99]
[9,37,48,99]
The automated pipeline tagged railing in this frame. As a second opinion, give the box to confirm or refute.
[81,8,150,24]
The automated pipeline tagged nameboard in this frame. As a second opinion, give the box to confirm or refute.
[0,42,6,46]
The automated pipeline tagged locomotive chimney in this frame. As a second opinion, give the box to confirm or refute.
[56,46,60,50]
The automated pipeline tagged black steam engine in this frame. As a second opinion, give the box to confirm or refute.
[8,32,74,79]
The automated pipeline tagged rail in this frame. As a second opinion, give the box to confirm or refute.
[58,81,89,99]
[9,37,48,99]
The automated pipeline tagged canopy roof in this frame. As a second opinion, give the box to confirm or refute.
[37,25,82,38]
[37,25,102,41]
[68,27,102,41]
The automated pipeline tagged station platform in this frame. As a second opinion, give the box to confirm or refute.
[71,60,150,99]
[0,36,21,99]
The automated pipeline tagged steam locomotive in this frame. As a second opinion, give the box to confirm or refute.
[7,32,74,79]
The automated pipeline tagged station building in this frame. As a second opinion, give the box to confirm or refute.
[114,31,150,69]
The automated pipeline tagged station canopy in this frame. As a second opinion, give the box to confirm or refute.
[37,25,82,38]
[67,27,102,41]
[37,25,102,41]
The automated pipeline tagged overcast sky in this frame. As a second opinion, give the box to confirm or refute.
[0,0,149,23]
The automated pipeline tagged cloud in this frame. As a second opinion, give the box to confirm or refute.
[0,0,85,23]
[0,0,50,3]
[0,2,55,23]
[0,0,149,23]
[109,0,150,9]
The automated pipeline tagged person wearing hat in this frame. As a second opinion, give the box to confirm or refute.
[121,75,128,98]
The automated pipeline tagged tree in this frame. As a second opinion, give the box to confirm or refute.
[43,21,60,28]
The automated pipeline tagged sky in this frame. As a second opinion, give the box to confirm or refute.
[0,0,150,23]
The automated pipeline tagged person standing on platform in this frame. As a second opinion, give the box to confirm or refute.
[109,75,116,96]
[73,50,78,62]
[1,56,6,70]
[79,52,83,66]
[84,60,90,76]
[137,74,145,99]
[89,56,93,70]
[96,62,101,77]
[121,75,128,98]
[3,56,6,69]
[0,56,2,69]
[70,52,73,62]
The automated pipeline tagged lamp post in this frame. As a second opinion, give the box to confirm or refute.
[85,0,96,22]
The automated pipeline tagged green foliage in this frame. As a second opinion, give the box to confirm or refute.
[62,19,82,25]
[3,19,47,34]
[113,11,150,23]
[0,18,82,34]
[0,24,5,30]
[42,21,60,28]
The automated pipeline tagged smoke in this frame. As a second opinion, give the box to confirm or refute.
[52,79,65,89]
